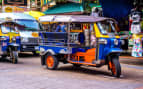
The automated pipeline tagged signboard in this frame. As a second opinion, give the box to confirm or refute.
[67,0,82,3]
[5,6,13,12]
[4,0,27,6]
[3,6,28,12]
[13,6,28,12]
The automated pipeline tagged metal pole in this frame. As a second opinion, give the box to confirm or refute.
[67,22,71,61]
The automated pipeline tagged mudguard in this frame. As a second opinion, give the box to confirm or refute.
[98,48,122,60]
[105,48,122,56]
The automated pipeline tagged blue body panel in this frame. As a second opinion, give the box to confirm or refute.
[98,38,122,60]
[1,36,21,52]
[40,46,69,54]
[40,45,89,55]
[39,32,122,61]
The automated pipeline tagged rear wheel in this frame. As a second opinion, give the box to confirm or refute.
[109,57,121,78]
[2,55,7,58]
[45,54,59,70]
[41,55,45,65]
[11,51,18,64]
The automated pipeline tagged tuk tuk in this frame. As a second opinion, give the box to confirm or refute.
[0,18,20,64]
[39,15,123,78]
[0,13,41,55]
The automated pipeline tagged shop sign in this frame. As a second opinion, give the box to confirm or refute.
[13,6,27,12]
[5,6,13,12]
[3,6,27,12]
[67,0,82,3]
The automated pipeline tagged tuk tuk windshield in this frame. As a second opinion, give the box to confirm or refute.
[1,24,19,34]
[97,20,118,35]
[15,19,40,31]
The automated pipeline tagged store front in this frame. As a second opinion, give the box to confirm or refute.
[0,0,39,12]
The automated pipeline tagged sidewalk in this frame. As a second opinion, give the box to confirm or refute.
[120,56,143,60]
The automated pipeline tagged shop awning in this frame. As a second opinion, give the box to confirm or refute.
[24,11,45,20]
[89,3,101,8]
[43,3,84,15]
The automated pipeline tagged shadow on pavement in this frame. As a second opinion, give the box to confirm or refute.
[18,52,40,58]
[0,57,12,63]
[57,65,112,77]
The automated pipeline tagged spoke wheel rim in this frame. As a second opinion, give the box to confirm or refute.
[46,56,54,68]
[109,61,116,75]
[112,64,116,75]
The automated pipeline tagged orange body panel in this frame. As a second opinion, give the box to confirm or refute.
[72,48,96,63]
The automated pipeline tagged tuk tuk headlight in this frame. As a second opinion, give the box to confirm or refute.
[21,37,28,42]
[98,39,107,44]
[114,39,118,45]
[40,47,45,52]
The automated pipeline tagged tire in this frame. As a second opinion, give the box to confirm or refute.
[73,64,81,67]
[11,51,18,64]
[0,55,7,61]
[45,54,59,70]
[41,55,45,65]
[2,55,7,58]
[109,57,121,78]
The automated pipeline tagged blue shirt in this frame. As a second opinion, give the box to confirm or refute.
[55,25,66,32]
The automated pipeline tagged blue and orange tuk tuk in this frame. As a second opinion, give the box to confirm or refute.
[39,15,123,77]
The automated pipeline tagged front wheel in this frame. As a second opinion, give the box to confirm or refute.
[45,54,59,70]
[109,57,121,78]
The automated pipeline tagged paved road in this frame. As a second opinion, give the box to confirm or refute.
[0,53,143,89]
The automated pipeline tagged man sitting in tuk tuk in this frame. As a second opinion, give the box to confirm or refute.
[55,22,66,32]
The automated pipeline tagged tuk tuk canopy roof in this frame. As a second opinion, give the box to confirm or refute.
[0,13,36,21]
[39,15,110,22]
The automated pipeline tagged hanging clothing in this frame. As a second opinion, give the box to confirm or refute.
[90,34,96,47]
[132,34,142,57]
[130,12,141,34]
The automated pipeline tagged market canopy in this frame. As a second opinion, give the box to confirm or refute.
[24,11,45,20]
[39,15,109,22]
[43,3,84,15]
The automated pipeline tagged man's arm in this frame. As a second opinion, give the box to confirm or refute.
[55,25,60,32]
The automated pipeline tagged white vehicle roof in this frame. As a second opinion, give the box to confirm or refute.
[39,15,112,22]
[0,13,36,21]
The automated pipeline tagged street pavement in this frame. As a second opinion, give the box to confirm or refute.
[0,53,143,89]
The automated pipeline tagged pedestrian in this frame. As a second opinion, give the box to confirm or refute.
[91,7,100,17]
